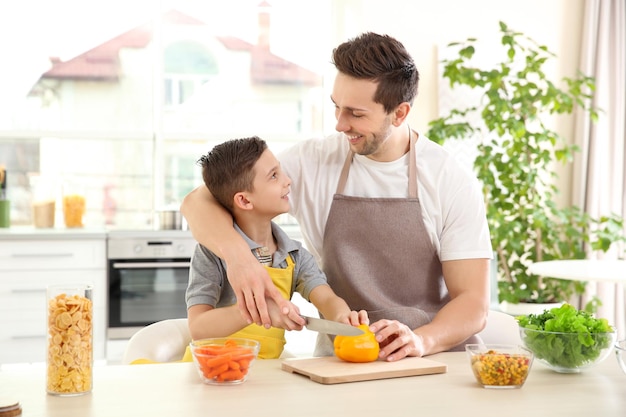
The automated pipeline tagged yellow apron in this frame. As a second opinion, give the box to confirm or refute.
[225,255,294,359]
[176,255,294,363]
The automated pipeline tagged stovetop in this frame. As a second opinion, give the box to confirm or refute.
[107,229,197,259]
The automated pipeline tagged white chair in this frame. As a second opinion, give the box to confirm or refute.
[122,318,191,364]
[476,310,523,345]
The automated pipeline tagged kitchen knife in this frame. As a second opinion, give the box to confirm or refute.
[300,315,364,336]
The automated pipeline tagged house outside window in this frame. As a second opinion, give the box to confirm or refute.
[0,1,330,228]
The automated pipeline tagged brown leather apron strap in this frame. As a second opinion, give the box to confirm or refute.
[408,126,418,199]
[336,149,353,194]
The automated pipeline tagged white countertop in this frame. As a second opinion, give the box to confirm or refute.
[0,226,197,240]
[0,226,108,240]
[1,352,624,417]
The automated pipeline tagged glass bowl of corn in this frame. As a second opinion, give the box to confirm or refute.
[466,344,533,389]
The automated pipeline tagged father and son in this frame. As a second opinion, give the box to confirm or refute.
[181,32,493,361]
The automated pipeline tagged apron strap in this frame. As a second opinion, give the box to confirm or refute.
[408,125,418,199]
[336,149,353,194]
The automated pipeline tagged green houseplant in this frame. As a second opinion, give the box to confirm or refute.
[427,22,625,305]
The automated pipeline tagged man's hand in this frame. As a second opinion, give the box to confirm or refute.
[368,319,424,362]
[225,251,302,328]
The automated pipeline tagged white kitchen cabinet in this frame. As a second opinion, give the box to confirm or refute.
[0,235,107,364]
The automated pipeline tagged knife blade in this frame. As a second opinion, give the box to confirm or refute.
[300,315,364,336]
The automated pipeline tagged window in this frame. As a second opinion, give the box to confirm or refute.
[0,0,331,228]
[164,41,217,106]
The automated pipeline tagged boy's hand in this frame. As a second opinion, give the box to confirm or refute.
[331,309,370,326]
[265,298,304,330]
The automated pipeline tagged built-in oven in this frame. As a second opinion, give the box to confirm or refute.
[107,230,197,339]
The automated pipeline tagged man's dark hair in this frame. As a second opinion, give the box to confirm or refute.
[197,136,267,212]
[332,32,419,113]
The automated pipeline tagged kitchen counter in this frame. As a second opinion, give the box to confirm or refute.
[0,227,198,241]
[1,352,624,417]
[0,226,107,240]
[0,224,300,242]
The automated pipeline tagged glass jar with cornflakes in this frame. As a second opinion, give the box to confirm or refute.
[46,284,93,396]
[62,181,86,228]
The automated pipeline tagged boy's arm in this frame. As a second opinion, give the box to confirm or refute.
[308,285,368,326]
[188,298,306,340]
[187,304,249,339]
[181,185,301,328]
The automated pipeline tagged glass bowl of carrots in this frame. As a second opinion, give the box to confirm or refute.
[189,338,260,385]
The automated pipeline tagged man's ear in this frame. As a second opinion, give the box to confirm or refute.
[233,192,253,210]
[392,102,411,126]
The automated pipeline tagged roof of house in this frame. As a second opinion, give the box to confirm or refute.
[38,9,321,86]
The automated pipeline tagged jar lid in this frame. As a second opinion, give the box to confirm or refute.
[0,399,22,417]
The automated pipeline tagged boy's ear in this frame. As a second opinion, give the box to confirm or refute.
[233,192,253,210]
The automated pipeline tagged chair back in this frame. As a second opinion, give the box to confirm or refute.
[122,318,191,364]
[477,310,522,345]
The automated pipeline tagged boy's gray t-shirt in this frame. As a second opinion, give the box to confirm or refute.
[186,222,329,309]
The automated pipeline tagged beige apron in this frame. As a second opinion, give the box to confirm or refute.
[320,129,478,354]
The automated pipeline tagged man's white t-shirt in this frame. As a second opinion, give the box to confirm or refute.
[277,131,493,264]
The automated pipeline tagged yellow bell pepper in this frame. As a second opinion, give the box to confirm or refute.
[333,324,380,363]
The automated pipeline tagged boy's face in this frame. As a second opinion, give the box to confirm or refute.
[245,149,291,218]
[331,72,397,162]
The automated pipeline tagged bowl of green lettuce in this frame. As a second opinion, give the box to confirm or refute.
[517,304,616,373]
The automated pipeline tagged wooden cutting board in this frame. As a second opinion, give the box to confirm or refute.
[281,356,447,384]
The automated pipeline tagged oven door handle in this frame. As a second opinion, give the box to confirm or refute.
[111,261,191,269]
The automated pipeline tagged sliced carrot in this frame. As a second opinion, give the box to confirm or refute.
[197,345,252,357]
[206,362,229,379]
[230,353,254,362]
[217,369,244,382]
[200,353,232,369]
[238,357,253,369]
[196,346,228,356]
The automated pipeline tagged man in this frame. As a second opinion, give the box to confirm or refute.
[181,32,492,361]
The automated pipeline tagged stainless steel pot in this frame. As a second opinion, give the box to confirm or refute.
[158,210,184,230]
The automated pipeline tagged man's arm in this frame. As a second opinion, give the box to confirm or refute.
[180,185,301,327]
[415,258,490,353]
[370,258,490,361]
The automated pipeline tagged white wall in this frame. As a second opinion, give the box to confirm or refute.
[327,0,585,206]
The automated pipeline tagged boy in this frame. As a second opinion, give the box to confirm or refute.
[185,136,366,358]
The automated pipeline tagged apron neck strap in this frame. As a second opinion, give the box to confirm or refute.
[336,147,353,194]
[408,125,418,198]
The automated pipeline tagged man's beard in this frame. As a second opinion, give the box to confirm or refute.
[353,119,393,157]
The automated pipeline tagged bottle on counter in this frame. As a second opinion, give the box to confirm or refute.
[62,180,86,228]
[30,175,57,228]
